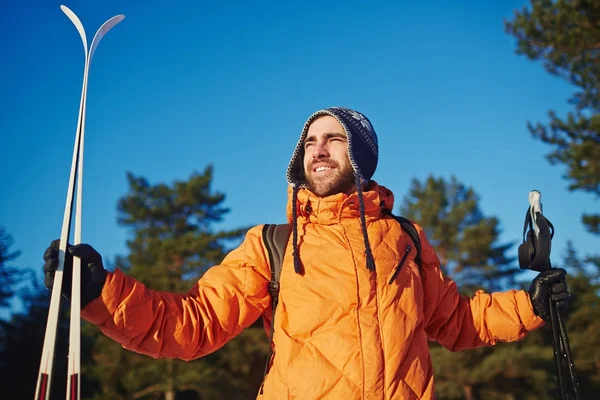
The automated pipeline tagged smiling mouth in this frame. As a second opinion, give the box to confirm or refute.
[314,166,334,173]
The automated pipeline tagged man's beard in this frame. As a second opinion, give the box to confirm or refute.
[306,163,356,197]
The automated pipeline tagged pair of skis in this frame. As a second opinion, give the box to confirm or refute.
[34,5,124,400]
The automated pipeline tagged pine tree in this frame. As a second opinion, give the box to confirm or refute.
[505,0,600,235]
[0,227,24,310]
[400,175,522,292]
[557,241,600,394]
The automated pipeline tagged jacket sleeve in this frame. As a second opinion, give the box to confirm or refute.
[80,225,271,361]
[419,229,545,352]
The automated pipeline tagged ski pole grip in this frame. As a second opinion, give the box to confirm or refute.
[528,190,542,213]
[528,190,543,237]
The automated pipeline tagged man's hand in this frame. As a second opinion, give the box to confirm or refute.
[43,240,107,308]
[528,268,569,321]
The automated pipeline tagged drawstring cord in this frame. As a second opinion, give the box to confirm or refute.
[291,182,303,274]
[290,179,376,275]
[355,175,376,272]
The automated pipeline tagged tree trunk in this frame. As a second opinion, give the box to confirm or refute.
[463,385,474,400]
[165,359,175,400]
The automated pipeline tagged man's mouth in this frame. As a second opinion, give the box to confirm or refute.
[314,166,334,173]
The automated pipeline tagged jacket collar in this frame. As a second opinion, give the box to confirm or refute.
[286,180,395,225]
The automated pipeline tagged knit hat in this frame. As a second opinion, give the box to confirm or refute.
[286,107,379,274]
[287,107,379,187]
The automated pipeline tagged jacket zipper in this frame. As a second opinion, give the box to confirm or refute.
[388,244,411,284]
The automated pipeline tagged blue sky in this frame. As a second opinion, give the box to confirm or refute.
[1,0,597,305]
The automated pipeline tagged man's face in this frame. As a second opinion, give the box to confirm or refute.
[303,115,355,197]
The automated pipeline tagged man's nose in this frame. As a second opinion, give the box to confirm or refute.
[313,141,329,158]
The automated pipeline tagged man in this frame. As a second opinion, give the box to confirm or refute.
[43,107,569,399]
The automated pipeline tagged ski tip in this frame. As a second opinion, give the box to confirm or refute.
[104,14,125,28]
[60,5,125,24]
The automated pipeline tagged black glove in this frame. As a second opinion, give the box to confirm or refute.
[43,239,107,308]
[528,268,569,321]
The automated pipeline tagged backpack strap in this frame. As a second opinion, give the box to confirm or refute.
[259,223,292,393]
[383,210,423,273]
[262,223,292,314]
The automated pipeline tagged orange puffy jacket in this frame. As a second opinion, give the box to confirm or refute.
[81,181,544,399]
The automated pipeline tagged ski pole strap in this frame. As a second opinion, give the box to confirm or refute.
[518,191,554,272]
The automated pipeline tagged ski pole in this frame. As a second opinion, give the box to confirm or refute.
[517,190,581,400]
[548,295,568,399]
[556,305,581,400]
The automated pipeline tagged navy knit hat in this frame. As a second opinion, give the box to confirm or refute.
[286,107,379,274]
[286,107,379,187]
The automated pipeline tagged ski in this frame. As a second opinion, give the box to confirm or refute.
[34,6,124,400]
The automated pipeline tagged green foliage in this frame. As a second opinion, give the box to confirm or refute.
[400,175,521,293]
[0,281,78,400]
[505,0,600,235]
[558,242,600,392]
[0,227,24,309]
[117,165,247,290]
[430,339,556,400]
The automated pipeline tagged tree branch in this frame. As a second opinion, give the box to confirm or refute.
[132,384,167,399]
